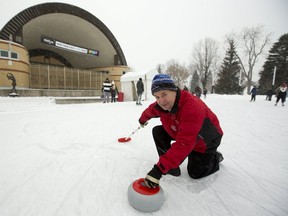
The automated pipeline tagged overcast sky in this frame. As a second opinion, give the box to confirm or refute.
[1,0,287,74]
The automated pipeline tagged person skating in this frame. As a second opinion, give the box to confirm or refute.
[194,85,202,98]
[203,88,207,99]
[250,86,257,102]
[138,74,224,188]
[136,78,144,105]
[275,82,287,106]
[265,89,273,101]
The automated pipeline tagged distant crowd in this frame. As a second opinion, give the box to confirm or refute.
[249,81,287,106]
[102,78,287,107]
[101,77,144,105]
[101,78,118,103]
[183,85,207,99]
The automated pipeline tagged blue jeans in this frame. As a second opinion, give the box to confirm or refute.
[103,91,110,103]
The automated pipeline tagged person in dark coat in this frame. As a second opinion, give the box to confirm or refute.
[265,89,273,101]
[138,74,224,188]
[275,82,287,106]
[194,85,202,98]
[183,85,188,91]
[250,86,257,102]
[203,88,208,99]
[136,78,144,105]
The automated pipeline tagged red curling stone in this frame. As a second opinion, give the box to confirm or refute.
[127,178,165,213]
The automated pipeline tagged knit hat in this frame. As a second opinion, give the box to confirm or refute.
[151,74,177,94]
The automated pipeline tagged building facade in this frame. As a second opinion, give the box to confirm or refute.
[0,2,130,96]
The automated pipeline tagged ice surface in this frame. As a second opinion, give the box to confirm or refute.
[0,94,287,216]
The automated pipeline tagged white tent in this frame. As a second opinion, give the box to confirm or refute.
[120,70,158,102]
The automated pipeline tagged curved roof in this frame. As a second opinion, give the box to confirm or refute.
[0,2,127,69]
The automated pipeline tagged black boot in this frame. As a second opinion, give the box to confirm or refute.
[165,167,181,176]
[216,151,224,163]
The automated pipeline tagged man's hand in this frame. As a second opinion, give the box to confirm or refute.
[139,120,148,128]
[145,176,159,188]
[145,165,162,188]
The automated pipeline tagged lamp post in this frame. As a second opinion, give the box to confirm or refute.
[272,65,277,92]
[239,69,242,86]
[270,52,279,93]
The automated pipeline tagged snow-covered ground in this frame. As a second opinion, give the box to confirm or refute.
[0,94,287,216]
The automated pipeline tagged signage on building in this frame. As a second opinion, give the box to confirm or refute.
[41,35,99,56]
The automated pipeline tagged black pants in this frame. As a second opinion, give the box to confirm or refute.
[276,92,286,103]
[152,125,220,179]
[111,94,116,102]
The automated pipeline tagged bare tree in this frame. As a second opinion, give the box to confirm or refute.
[190,37,220,89]
[165,60,190,88]
[232,26,271,94]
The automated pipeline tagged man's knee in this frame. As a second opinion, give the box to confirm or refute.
[152,125,164,136]
[187,158,207,179]
[187,152,219,179]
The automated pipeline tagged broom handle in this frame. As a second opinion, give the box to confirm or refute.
[125,127,141,140]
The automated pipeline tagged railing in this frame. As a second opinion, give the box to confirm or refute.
[30,63,109,90]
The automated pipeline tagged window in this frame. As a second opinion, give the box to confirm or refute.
[0,49,19,60]
[11,52,18,59]
[0,50,9,58]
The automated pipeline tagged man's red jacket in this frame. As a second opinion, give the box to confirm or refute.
[139,89,223,174]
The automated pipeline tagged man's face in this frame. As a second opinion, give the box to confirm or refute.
[153,90,177,111]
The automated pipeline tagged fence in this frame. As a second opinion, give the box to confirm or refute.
[30,63,109,90]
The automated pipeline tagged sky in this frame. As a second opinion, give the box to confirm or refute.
[0,94,287,215]
[1,0,288,74]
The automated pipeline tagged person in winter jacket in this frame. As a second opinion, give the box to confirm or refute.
[102,78,112,103]
[136,78,144,105]
[265,89,273,101]
[194,85,202,98]
[250,86,257,102]
[275,81,287,106]
[203,88,208,99]
[138,74,224,188]
[110,81,118,103]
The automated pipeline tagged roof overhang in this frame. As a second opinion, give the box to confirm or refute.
[0,2,127,69]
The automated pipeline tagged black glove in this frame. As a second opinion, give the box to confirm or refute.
[139,119,148,128]
[145,165,162,188]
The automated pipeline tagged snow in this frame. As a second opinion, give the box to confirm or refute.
[0,94,287,216]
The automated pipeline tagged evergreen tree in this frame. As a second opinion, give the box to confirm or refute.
[190,70,200,93]
[215,39,244,94]
[258,33,288,94]
[157,64,163,74]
